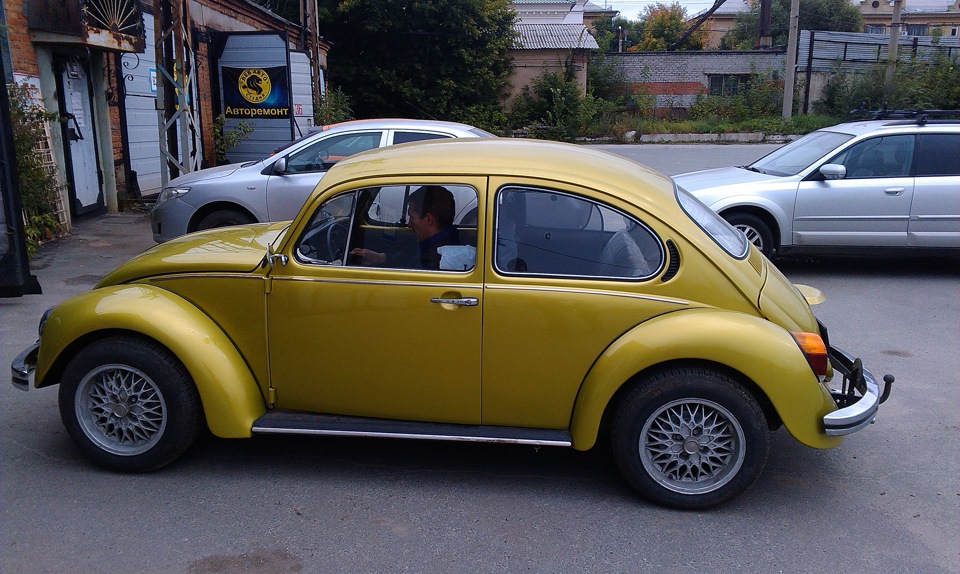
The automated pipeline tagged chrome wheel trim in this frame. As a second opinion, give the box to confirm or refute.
[734,224,764,251]
[639,398,746,495]
[75,364,167,456]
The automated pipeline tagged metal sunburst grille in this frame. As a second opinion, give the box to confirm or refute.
[82,0,144,36]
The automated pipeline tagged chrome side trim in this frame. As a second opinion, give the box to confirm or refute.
[485,283,689,305]
[251,426,572,447]
[271,276,479,290]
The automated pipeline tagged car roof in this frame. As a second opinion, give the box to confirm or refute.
[322,138,678,215]
[319,118,493,135]
[823,119,960,137]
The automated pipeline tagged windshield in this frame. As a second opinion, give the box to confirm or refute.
[675,185,748,259]
[749,130,854,176]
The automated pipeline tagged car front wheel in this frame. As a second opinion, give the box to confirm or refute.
[724,212,774,258]
[59,336,202,472]
[611,367,769,509]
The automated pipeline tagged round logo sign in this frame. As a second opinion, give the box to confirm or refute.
[238,68,271,104]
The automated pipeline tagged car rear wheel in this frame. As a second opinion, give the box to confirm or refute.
[196,209,254,231]
[59,336,202,472]
[611,367,769,509]
[724,212,774,258]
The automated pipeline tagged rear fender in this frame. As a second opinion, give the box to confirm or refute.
[569,308,841,451]
[35,285,266,438]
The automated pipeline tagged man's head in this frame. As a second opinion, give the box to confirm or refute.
[407,185,455,241]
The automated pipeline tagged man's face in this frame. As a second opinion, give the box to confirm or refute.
[407,207,434,241]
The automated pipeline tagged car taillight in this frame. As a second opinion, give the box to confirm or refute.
[790,331,828,380]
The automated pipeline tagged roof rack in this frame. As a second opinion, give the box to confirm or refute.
[848,103,960,125]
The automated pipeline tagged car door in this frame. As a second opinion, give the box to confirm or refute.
[908,133,960,247]
[266,179,485,424]
[265,130,387,221]
[794,135,915,247]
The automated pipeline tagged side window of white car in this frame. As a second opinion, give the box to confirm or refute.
[494,187,663,279]
[829,135,915,179]
[914,134,960,177]
[285,132,383,174]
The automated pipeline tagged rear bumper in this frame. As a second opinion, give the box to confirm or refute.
[823,346,892,436]
[11,341,39,391]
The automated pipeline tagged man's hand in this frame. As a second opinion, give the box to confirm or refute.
[349,248,387,266]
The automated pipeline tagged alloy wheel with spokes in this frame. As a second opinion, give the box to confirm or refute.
[60,336,202,471]
[640,398,746,496]
[611,367,769,509]
[75,364,167,456]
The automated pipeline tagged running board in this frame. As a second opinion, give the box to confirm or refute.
[252,410,572,447]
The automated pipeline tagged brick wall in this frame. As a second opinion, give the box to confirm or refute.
[4,1,39,77]
[604,50,786,108]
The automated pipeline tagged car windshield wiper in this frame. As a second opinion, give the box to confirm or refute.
[740,165,765,174]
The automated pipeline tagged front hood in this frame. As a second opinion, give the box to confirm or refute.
[97,222,289,286]
[166,161,256,186]
[673,166,775,191]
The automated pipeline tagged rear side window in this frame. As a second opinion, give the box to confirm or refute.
[914,134,960,176]
[393,131,453,145]
[494,187,663,279]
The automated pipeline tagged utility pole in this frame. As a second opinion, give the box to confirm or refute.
[782,0,800,119]
[758,0,773,49]
[885,0,903,91]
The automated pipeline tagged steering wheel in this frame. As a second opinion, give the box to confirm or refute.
[297,216,348,262]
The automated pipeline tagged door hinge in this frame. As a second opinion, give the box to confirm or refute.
[264,275,272,294]
[268,387,276,406]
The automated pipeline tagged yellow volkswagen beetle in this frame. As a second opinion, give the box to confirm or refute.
[11,139,892,509]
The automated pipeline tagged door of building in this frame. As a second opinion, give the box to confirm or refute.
[59,60,104,216]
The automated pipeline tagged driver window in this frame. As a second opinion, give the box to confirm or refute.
[347,185,478,272]
[284,132,383,174]
[828,135,914,179]
[294,193,355,264]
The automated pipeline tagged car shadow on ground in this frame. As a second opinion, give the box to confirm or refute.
[773,254,960,278]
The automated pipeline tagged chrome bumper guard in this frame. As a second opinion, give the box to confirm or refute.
[11,342,39,391]
[823,346,894,436]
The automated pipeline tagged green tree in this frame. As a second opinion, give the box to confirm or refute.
[721,0,863,49]
[633,2,705,51]
[591,13,645,52]
[316,0,516,124]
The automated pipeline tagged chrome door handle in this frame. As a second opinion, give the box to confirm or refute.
[884,187,905,196]
[430,297,478,307]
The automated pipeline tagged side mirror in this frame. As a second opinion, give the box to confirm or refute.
[272,157,287,175]
[819,163,846,180]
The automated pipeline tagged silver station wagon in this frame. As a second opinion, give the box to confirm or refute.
[151,119,495,242]
[674,115,960,258]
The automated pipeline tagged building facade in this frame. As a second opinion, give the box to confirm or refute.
[2,0,328,230]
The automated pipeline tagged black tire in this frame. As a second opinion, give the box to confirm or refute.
[610,367,769,509]
[58,336,203,472]
[196,209,255,231]
[724,212,775,258]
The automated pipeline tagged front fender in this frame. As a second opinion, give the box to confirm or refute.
[569,308,840,451]
[36,285,266,438]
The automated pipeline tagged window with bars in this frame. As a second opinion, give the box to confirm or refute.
[707,75,753,97]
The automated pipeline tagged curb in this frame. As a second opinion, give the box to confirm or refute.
[623,131,800,144]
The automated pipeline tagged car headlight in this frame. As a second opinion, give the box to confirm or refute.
[157,187,191,204]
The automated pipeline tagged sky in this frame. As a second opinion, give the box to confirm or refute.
[596,0,719,20]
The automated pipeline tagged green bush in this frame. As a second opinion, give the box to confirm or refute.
[212,114,254,165]
[814,52,960,116]
[315,85,353,126]
[6,82,62,257]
